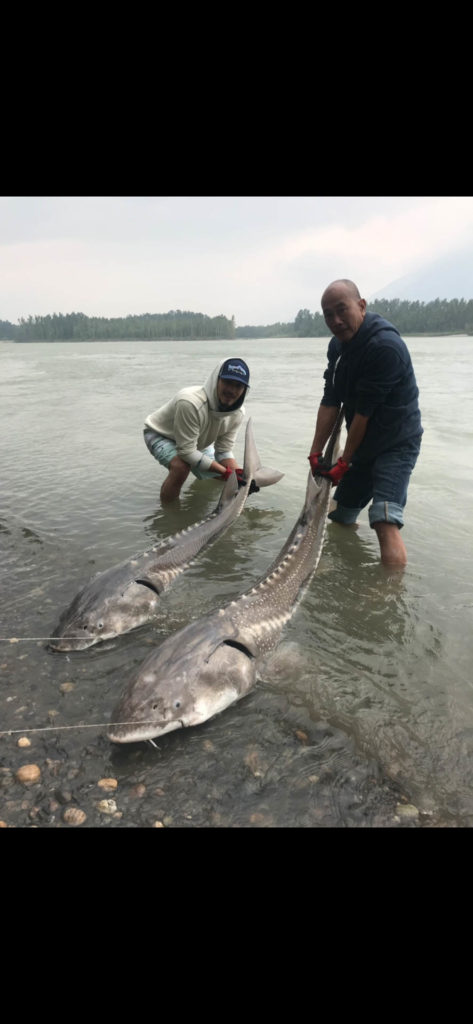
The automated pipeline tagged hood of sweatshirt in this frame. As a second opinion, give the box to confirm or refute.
[203,359,248,414]
[351,311,401,349]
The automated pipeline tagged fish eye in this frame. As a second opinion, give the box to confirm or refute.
[174,700,181,709]
[97,622,103,629]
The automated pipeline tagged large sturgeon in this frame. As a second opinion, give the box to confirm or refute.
[49,419,283,651]
[108,408,344,743]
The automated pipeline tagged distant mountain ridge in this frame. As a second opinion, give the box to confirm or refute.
[369,245,473,302]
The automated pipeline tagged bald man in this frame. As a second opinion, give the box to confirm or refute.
[308,279,423,568]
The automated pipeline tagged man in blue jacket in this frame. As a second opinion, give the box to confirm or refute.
[308,279,423,568]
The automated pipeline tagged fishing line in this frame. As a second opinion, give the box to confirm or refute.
[0,720,160,736]
[2,641,160,735]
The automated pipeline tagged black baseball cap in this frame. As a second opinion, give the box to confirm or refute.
[218,358,250,388]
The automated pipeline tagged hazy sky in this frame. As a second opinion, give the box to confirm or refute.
[2,196,473,325]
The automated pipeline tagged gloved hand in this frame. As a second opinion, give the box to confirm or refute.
[308,452,326,474]
[235,468,249,489]
[221,466,260,494]
[317,457,350,485]
[235,468,260,493]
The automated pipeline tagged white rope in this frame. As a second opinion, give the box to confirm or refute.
[0,630,93,638]
[2,641,157,734]
[0,720,157,736]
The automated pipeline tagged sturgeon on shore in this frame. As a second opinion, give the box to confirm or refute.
[49,418,283,651]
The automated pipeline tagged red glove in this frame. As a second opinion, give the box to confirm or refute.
[220,466,234,482]
[318,457,350,485]
[308,451,324,473]
[222,466,259,494]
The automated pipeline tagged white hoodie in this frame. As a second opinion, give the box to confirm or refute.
[144,360,246,472]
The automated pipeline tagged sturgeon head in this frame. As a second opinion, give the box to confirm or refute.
[49,418,283,651]
[108,612,258,742]
[49,567,165,651]
[108,410,344,742]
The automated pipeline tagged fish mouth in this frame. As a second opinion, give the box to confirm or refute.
[108,728,149,744]
[48,635,98,652]
[108,718,184,744]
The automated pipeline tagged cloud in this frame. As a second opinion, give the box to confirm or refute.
[1,196,473,324]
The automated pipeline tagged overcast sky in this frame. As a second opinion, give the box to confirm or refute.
[2,196,473,326]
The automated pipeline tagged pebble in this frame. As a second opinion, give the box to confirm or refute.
[63,807,87,826]
[249,812,272,826]
[98,778,118,791]
[395,803,419,819]
[96,799,118,814]
[129,783,146,798]
[17,737,31,748]
[15,764,41,783]
[295,730,309,743]
[245,749,266,776]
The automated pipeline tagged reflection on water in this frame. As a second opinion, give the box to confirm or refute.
[143,479,221,537]
[1,338,473,827]
[282,527,456,820]
[142,484,287,593]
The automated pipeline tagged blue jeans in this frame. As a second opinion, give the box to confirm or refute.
[143,429,218,480]
[328,436,422,530]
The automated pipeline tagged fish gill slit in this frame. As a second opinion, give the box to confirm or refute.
[134,578,161,595]
[223,639,254,659]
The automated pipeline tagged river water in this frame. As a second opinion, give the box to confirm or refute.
[1,335,472,828]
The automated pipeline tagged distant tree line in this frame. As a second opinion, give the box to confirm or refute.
[237,298,473,337]
[1,298,472,342]
[0,310,236,342]
[286,298,473,337]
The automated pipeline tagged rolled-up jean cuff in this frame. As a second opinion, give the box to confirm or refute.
[369,501,404,529]
[328,503,361,525]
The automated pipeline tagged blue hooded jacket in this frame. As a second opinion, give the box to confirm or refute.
[321,311,423,462]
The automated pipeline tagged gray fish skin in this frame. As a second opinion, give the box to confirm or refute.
[108,410,343,743]
[49,418,283,651]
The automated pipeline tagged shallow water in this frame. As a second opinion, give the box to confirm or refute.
[1,336,472,827]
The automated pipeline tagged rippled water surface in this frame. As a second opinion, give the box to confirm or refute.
[1,336,473,827]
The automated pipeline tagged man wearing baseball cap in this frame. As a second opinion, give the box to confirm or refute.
[143,357,250,502]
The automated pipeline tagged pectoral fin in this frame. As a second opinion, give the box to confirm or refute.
[253,466,285,488]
